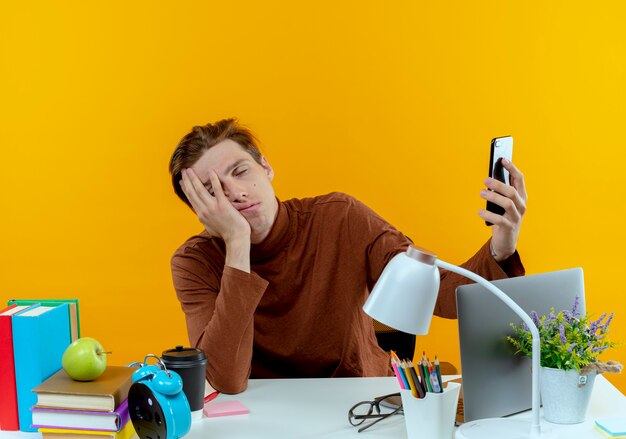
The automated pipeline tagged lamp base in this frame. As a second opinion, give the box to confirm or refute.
[456,418,557,439]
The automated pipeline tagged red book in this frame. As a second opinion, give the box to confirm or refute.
[0,304,33,430]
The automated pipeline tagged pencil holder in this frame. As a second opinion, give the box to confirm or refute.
[400,382,461,439]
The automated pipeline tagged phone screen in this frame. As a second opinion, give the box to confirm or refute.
[486,136,513,225]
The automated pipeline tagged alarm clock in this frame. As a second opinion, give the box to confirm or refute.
[128,354,191,439]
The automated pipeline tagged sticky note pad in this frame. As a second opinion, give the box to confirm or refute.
[203,400,250,418]
[596,417,626,436]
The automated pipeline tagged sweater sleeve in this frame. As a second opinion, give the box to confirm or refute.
[171,248,268,394]
[434,239,525,318]
[345,196,525,319]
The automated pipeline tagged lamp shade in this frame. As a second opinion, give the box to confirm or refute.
[363,247,440,335]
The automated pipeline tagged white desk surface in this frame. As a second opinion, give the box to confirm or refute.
[2,375,624,438]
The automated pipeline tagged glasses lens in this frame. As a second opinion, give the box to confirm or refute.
[377,393,403,413]
[348,401,374,426]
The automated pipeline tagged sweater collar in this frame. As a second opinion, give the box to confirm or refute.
[250,198,293,262]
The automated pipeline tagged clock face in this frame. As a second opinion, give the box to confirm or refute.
[129,382,168,439]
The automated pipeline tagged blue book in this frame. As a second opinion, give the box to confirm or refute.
[12,304,71,432]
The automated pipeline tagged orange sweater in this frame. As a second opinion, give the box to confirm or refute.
[171,192,524,394]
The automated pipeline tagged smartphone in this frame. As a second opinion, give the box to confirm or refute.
[485,136,513,226]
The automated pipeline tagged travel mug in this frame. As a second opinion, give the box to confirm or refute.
[161,346,208,420]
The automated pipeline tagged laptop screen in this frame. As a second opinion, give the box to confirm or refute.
[455,268,585,422]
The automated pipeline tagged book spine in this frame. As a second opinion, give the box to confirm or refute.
[117,398,130,431]
[0,309,20,430]
[112,378,133,412]
[12,305,71,432]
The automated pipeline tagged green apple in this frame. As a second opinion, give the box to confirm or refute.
[62,337,109,381]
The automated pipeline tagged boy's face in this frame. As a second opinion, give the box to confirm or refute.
[191,139,278,243]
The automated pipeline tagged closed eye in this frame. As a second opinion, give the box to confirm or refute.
[233,167,248,177]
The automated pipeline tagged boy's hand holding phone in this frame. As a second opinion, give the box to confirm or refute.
[479,137,528,262]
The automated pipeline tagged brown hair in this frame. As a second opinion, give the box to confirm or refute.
[169,118,263,207]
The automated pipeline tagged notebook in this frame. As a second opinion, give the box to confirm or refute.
[455,267,585,423]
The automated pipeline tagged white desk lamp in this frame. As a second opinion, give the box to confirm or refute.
[363,245,555,439]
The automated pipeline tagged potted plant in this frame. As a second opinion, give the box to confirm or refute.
[508,296,621,424]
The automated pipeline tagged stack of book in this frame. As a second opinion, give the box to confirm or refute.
[0,299,79,431]
[31,366,136,439]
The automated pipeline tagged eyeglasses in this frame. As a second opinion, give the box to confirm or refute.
[347,392,403,433]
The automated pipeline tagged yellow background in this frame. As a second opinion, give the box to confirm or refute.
[1,2,625,392]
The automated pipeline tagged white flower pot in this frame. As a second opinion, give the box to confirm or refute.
[540,366,597,424]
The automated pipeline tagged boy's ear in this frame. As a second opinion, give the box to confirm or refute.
[261,156,274,180]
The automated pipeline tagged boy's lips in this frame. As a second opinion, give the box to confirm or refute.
[237,203,259,213]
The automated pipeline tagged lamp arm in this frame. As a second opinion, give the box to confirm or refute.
[435,259,542,437]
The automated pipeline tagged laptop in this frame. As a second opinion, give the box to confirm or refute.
[455,267,585,423]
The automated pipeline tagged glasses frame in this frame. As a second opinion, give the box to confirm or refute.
[347,392,403,433]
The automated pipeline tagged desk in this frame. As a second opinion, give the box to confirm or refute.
[195,375,626,438]
[1,376,624,438]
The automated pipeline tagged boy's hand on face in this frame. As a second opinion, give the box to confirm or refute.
[180,168,251,244]
[478,159,527,261]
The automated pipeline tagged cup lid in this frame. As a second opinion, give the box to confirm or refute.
[161,345,207,364]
